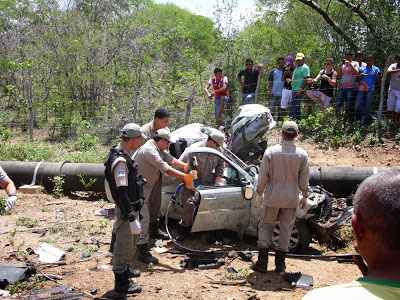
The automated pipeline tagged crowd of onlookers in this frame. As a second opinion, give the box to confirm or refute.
[205,52,400,127]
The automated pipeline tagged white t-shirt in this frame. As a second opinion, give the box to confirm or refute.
[388,63,400,91]
[208,76,229,86]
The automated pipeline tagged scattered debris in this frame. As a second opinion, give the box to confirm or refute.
[181,254,225,270]
[95,208,114,219]
[226,267,238,274]
[284,272,314,290]
[227,250,237,258]
[0,289,10,297]
[35,243,66,264]
[20,285,83,300]
[154,247,169,254]
[0,264,36,289]
[238,251,253,262]
[247,294,260,300]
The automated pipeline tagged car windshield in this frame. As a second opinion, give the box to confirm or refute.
[222,148,251,173]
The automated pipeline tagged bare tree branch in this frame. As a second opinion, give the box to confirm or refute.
[296,0,358,49]
[336,0,375,32]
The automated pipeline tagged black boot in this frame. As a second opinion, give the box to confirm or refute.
[251,248,268,273]
[114,271,142,296]
[137,244,159,264]
[150,220,169,240]
[127,267,141,278]
[275,250,286,274]
[109,232,116,254]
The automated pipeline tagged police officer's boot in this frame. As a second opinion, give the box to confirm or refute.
[137,244,159,264]
[109,232,116,254]
[150,220,169,240]
[251,248,268,273]
[127,267,141,278]
[275,250,286,274]
[114,271,142,297]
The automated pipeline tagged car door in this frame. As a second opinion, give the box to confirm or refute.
[191,159,251,234]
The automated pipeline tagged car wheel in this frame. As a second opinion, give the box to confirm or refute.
[272,222,312,253]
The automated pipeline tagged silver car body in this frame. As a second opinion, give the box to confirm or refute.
[160,146,259,237]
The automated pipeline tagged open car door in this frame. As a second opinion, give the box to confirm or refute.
[191,160,251,234]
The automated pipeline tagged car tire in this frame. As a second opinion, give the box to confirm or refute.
[272,221,312,253]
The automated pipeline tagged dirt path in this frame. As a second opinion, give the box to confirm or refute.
[267,128,400,167]
[0,192,360,299]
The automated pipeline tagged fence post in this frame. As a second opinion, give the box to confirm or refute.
[27,70,34,142]
[185,88,195,125]
[377,55,394,142]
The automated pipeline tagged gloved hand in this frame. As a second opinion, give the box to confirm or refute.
[183,173,195,190]
[129,219,142,235]
[5,195,17,212]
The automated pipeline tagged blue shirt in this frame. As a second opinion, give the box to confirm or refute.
[359,65,380,91]
[269,68,284,96]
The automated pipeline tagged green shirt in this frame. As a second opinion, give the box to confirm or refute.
[303,277,400,300]
[292,64,310,92]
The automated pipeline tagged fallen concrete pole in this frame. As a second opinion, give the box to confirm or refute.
[1,161,399,196]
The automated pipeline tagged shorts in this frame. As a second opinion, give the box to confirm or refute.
[306,90,331,108]
[387,88,400,112]
[281,88,292,109]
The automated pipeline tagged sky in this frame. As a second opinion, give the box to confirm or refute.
[154,0,259,31]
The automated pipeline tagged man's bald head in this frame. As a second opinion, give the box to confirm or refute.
[353,170,400,251]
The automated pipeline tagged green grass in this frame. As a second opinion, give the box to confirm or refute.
[16,217,38,228]
[0,141,106,163]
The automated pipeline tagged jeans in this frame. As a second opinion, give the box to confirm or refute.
[336,88,355,116]
[289,92,302,120]
[214,96,228,125]
[242,93,255,105]
[355,90,374,124]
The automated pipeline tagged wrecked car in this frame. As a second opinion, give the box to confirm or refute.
[161,144,353,253]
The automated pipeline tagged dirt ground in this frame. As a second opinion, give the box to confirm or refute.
[0,190,360,300]
[3,135,396,299]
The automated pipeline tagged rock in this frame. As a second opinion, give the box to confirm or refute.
[247,294,260,300]
[211,285,220,289]
[65,246,74,253]
[80,250,92,259]
[89,288,97,295]
[227,250,237,258]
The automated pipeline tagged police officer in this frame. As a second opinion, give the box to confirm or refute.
[252,121,309,274]
[0,165,17,213]
[104,123,145,296]
[177,129,225,239]
[141,108,170,140]
[134,128,194,264]
[141,108,171,240]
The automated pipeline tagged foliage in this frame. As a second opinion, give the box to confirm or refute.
[78,174,97,189]
[0,126,11,141]
[16,217,38,228]
[299,108,380,148]
[0,197,6,215]
[0,0,220,141]
[6,276,46,295]
[52,176,65,198]
[0,143,54,161]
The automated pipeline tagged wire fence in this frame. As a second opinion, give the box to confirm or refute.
[0,68,398,144]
